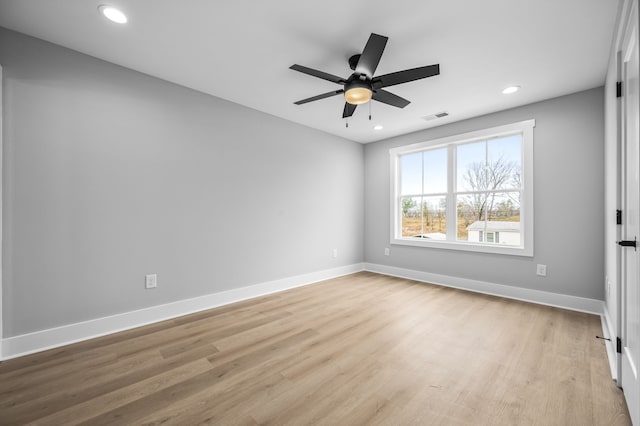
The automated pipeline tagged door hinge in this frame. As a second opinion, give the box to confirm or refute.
[617,209,622,225]
[597,335,623,354]
[617,81,623,98]
[618,237,637,250]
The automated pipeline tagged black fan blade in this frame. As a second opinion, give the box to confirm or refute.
[290,64,346,84]
[372,89,410,108]
[343,103,357,118]
[355,33,388,77]
[373,64,440,88]
[294,90,344,105]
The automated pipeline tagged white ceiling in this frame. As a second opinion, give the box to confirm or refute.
[0,0,620,143]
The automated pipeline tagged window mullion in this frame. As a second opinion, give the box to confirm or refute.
[446,145,456,240]
[420,152,424,237]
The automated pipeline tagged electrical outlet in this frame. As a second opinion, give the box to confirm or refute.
[384,247,390,256]
[332,248,338,258]
[536,264,547,277]
[145,274,157,289]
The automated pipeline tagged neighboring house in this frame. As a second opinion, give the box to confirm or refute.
[467,221,520,245]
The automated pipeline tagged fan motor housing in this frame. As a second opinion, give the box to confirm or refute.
[344,75,372,91]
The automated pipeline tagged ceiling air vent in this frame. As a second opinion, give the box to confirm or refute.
[422,111,449,121]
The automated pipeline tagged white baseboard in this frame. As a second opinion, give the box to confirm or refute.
[1,262,606,361]
[601,306,618,380]
[0,263,365,361]
[363,263,604,315]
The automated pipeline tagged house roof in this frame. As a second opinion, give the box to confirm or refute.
[467,221,520,232]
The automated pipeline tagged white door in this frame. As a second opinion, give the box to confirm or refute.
[0,65,2,360]
[621,2,640,423]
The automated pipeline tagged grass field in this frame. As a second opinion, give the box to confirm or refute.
[401,214,520,240]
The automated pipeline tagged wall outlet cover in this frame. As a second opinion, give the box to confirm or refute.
[145,274,157,289]
[536,264,547,277]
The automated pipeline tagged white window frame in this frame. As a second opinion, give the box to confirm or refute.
[389,119,535,257]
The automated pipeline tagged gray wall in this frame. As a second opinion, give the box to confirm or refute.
[0,25,607,339]
[0,27,364,337]
[364,87,605,300]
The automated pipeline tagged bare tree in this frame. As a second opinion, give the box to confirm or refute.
[507,169,521,206]
[461,156,518,222]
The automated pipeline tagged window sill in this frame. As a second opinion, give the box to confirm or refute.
[390,237,533,257]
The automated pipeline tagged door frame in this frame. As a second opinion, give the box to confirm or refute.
[618,1,640,422]
[617,46,624,388]
[0,64,3,359]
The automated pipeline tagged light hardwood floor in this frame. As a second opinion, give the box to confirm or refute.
[0,272,631,425]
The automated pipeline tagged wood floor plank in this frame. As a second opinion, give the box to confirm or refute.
[1,345,220,425]
[0,272,631,425]
[30,358,214,426]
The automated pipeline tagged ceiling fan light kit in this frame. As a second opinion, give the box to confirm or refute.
[344,83,372,105]
[290,33,440,121]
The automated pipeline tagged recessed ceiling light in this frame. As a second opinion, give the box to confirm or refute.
[374,125,384,131]
[98,5,127,24]
[502,85,521,95]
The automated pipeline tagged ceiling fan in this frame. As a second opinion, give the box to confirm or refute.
[290,33,440,119]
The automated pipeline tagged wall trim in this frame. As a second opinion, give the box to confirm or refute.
[601,306,618,379]
[2,262,607,361]
[0,263,365,360]
[0,64,3,361]
[363,263,604,315]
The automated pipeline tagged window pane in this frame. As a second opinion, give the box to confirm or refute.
[487,135,522,190]
[456,194,487,241]
[401,196,422,237]
[419,196,447,240]
[400,153,422,195]
[463,192,521,246]
[457,141,487,192]
[486,192,520,246]
[423,148,447,194]
[487,192,520,221]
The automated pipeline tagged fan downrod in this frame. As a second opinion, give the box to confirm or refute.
[348,54,361,71]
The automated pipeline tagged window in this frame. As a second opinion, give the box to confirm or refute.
[390,120,534,256]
